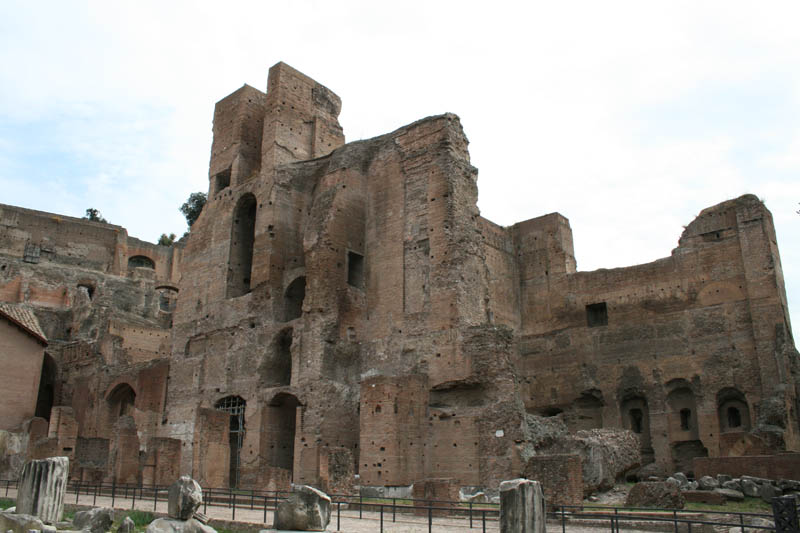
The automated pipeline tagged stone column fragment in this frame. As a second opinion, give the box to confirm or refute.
[15,457,69,524]
[499,478,546,533]
[274,485,331,531]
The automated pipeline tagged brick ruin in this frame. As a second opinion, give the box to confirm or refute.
[1,62,798,495]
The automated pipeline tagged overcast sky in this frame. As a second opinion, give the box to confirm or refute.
[1,1,798,329]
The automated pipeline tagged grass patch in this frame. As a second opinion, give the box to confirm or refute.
[685,497,771,514]
[111,510,154,533]
[0,498,14,510]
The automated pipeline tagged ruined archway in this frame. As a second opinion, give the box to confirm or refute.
[666,383,700,440]
[264,393,301,481]
[283,277,306,321]
[620,395,653,464]
[128,255,155,270]
[215,395,246,488]
[227,194,257,298]
[108,383,136,418]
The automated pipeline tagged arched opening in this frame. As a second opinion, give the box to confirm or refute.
[34,353,56,421]
[283,277,306,321]
[128,255,155,270]
[108,383,136,419]
[156,286,179,313]
[621,395,653,464]
[667,385,699,439]
[226,194,257,298]
[717,387,751,433]
[259,328,293,387]
[264,393,301,480]
[215,395,246,488]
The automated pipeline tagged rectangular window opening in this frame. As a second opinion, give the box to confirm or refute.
[586,302,608,327]
[347,251,365,289]
[215,169,231,194]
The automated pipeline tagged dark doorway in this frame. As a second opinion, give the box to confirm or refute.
[34,353,56,420]
[265,393,300,479]
[215,396,246,487]
[108,383,136,418]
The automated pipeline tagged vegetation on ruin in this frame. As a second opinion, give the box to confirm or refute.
[158,233,177,246]
[83,208,107,223]
[180,192,206,228]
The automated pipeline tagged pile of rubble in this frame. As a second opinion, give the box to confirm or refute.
[664,472,799,505]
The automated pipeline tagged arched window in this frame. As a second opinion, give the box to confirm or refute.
[717,388,751,433]
[265,393,301,480]
[283,276,306,321]
[227,194,257,298]
[128,255,155,270]
[108,383,136,418]
[215,395,246,487]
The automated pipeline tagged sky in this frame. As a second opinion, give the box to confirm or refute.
[0,1,798,328]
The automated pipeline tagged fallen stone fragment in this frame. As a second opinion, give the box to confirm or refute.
[740,479,760,498]
[713,488,744,502]
[717,474,732,485]
[146,517,216,533]
[73,507,114,533]
[697,476,719,491]
[0,511,46,533]
[672,472,689,487]
[168,477,203,521]
[499,479,545,533]
[683,490,726,505]
[722,480,742,491]
[16,457,69,524]
[760,484,782,503]
[274,485,331,531]
[778,479,800,492]
[625,482,684,509]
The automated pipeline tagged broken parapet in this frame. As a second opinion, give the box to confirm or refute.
[499,478,546,533]
[16,456,69,524]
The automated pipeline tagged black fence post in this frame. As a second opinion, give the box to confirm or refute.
[359,493,363,519]
[76,481,80,504]
[131,485,136,510]
[93,483,98,506]
[673,509,678,533]
[482,509,486,533]
[393,497,396,522]
[232,491,236,521]
[263,495,268,524]
[337,501,341,531]
[428,504,432,533]
[561,506,566,533]
[251,489,254,510]
[204,490,208,515]
[380,504,384,533]
[111,480,116,508]
[154,487,158,512]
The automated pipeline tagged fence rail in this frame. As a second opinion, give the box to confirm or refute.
[1,478,787,532]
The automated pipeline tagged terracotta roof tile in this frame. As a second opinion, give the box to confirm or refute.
[0,302,47,345]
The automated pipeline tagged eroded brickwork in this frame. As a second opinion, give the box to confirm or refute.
[0,62,797,495]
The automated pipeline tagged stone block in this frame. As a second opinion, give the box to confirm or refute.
[714,488,745,502]
[73,507,114,533]
[697,476,719,491]
[273,485,331,531]
[683,490,726,505]
[760,483,782,503]
[499,479,546,533]
[168,477,203,520]
[625,482,685,509]
[0,511,46,533]
[740,479,760,498]
[145,517,216,533]
[16,457,68,524]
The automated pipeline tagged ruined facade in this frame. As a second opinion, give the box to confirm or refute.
[1,62,797,492]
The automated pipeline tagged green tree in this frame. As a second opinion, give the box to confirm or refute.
[83,208,107,223]
[158,233,176,246]
[180,192,206,228]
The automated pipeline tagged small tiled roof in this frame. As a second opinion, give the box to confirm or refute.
[0,302,47,345]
